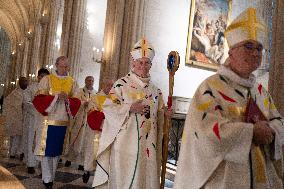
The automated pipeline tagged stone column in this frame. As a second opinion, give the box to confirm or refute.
[38,17,48,69]
[37,0,63,70]
[44,0,63,67]
[269,0,284,115]
[28,23,42,75]
[6,53,17,94]
[60,0,87,79]
[0,29,11,96]
[99,0,146,88]
[15,42,25,78]
[21,37,31,77]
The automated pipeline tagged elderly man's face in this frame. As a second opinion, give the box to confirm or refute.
[132,57,151,78]
[56,59,69,76]
[229,40,263,78]
[85,77,94,90]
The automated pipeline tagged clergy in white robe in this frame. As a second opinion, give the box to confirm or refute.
[22,68,50,174]
[92,38,165,189]
[3,77,28,159]
[82,79,114,183]
[65,76,97,169]
[32,56,81,188]
[174,7,284,189]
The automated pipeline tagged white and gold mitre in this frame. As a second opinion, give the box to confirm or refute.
[224,7,268,48]
[130,38,155,61]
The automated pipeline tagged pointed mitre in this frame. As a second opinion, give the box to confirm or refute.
[224,7,268,49]
[130,38,155,62]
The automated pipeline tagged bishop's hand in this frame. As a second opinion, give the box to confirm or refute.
[58,92,68,101]
[130,100,149,116]
[253,121,275,145]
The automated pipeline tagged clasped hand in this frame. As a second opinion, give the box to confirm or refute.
[58,92,68,101]
[130,100,150,115]
[253,121,275,145]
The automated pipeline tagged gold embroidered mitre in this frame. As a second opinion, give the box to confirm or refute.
[130,38,155,61]
[49,74,73,95]
[224,7,268,48]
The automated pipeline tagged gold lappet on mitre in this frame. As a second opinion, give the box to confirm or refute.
[224,7,268,49]
[130,38,155,61]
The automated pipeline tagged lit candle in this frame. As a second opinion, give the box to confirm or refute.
[96,49,100,62]
[92,47,97,61]
[101,48,105,60]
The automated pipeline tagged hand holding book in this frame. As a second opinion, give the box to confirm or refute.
[245,98,275,145]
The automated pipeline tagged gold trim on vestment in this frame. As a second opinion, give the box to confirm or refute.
[225,8,267,42]
[128,91,146,100]
[37,118,69,156]
[44,119,70,126]
[38,119,49,155]
[92,95,107,111]
[49,74,73,96]
[228,105,246,117]
[254,146,267,183]
[35,89,49,96]
[197,100,213,111]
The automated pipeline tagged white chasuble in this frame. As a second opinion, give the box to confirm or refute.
[93,72,164,189]
[174,66,284,189]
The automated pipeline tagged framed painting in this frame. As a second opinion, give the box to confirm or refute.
[185,0,232,71]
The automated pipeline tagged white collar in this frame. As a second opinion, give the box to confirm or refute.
[129,71,151,88]
[54,71,69,78]
[217,66,256,88]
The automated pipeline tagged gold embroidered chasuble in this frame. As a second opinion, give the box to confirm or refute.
[92,72,165,189]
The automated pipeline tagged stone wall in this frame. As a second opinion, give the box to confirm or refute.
[0,28,11,97]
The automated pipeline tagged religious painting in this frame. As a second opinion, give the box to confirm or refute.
[186,0,232,71]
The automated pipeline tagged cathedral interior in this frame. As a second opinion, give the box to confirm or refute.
[0,0,284,188]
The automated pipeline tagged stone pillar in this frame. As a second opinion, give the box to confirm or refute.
[60,0,87,79]
[44,0,63,67]
[21,37,31,77]
[0,29,11,96]
[6,53,17,94]
[38,17,48,69]
[15,42,25,78]
[269,0,284,115]
[28,23,42,75]
[99,0,146,88]
[38,0,63,69]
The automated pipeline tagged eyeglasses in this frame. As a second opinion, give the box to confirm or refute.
[242,42,263,52]
[232,41,263,53]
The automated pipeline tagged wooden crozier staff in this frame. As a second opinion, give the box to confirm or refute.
[160,51,180,189]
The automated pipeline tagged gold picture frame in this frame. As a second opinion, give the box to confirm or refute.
[185,0,232,71]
